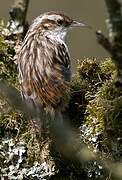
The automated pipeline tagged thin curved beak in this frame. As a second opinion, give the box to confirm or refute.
[71,20,92,29]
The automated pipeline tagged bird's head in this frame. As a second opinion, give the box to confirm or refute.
[29,12,89,41]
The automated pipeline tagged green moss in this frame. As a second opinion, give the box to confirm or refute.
[86,98,105,133]
[100,58,116,77]
[71,73,87,92]
[70,58,119,131]
[98,80,122,100]
[0,30,21,136]
[75,58,122,160]
[0,33,17,85]
[0,100,28,136]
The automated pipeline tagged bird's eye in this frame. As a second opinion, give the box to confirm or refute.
[57,19,63,25]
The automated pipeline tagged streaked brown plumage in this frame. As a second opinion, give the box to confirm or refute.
[17,12,87,131]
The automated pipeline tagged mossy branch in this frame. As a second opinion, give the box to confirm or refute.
[0,80,122,179]
[96,0,122,87]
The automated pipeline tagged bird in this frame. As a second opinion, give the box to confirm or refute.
[17,11,88,132]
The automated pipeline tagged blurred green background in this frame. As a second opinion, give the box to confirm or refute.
[0,0,109,70]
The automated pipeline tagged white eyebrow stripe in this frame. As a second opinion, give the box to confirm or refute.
[47,15,63,21]
[40,14,63,22]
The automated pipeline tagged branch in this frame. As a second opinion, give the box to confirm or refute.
[96,30,113,54]
[9,0,30,36]
[96,0,122,87]
[0,80,122,179]
[105,0,122,36]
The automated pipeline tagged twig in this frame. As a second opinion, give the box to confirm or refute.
[96,30,112,54]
